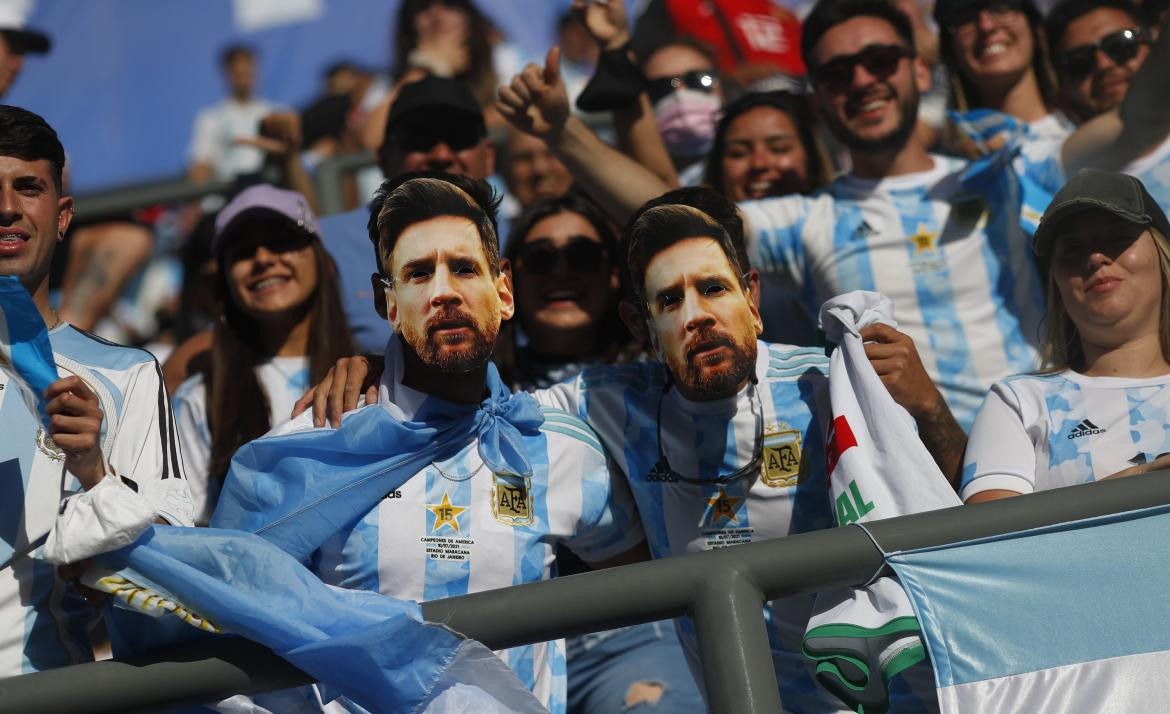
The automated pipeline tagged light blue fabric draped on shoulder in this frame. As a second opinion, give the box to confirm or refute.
[87,354,548,713]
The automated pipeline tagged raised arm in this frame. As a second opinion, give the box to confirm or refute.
[572,0,679,188]
[497,47,672,223]
[1063,10,1170,173]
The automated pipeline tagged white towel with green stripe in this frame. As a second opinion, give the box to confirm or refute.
[803,291,959,713]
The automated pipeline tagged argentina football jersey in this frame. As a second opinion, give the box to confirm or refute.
[741,150,1057,432]
[0,324,191,677]
[962,371,1170,500]
[291,350,642,714]
[535,341,848,713]
[1122,134,1170,218]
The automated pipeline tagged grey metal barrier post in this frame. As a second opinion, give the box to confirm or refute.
[3,469,1170,713]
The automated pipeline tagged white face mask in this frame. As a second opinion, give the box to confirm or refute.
[653,88,721,160]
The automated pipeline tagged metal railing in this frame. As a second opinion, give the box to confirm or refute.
[3,470,1169,714]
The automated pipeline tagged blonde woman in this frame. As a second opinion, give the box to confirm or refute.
[961,168,1170,503]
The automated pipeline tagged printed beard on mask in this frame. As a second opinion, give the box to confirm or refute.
[672,328,756,396]
[653,88,722,160]
[402,309,499,373]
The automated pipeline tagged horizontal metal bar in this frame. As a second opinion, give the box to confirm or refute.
[72,176,235,223]
[2,470,1167,713]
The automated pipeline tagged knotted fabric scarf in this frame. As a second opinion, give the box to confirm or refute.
[89,333,548,713]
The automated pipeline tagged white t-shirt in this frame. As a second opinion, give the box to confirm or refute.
[188,96,277,181]
[961,370,1170,500]
[0,324,192,677]
[740,152,1058,431]
[172,356,309,525]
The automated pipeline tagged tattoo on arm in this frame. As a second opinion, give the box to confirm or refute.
[915,402,968,490]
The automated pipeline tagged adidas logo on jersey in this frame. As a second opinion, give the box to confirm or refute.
[1067,419,1106,439]
[851,220,876,241]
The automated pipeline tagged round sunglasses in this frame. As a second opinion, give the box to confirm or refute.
[1057,27,1148,80]
[515,237,608,276]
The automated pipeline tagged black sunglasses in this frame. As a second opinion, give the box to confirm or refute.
[393,118,484,154]
[1057,27,1148,79]
[515,238,607,276]
[646,70,719,103]
[812,44,915,92]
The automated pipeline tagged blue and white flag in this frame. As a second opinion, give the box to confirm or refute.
[0,275,56,429]
[86,357,549,712]
[888,503,1170,713]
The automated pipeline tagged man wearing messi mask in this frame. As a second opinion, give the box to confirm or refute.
[243,170,645,713]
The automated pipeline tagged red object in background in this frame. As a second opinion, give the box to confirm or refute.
[664,0,804,77]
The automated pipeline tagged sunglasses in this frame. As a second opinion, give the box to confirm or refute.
[812,44,914,92]
[515,238,607,276]
[1057,27,1148,80]
[946,0,1026,35]
[646,70,719,103]
[393,119,484,154]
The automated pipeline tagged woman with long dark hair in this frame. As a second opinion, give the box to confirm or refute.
[494,190,640,389]
[173,185,352,524]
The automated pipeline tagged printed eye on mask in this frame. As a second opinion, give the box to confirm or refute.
[653,89,722,160]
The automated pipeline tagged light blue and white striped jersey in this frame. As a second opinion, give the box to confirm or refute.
[269,350,643,714]
[740,152,1058,431]
[1122,133,1170,218]
[961,370,1170,500]
[535,341,847,713]
[172,356,309,525]
[0,324,192,677]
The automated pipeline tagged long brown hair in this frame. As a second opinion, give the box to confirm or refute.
[1040,227,1170,371]
[392,0,500,108]
[205,239,353,481]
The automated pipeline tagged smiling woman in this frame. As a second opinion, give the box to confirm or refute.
[494,190,640,390]
[171,185,352,524]
[961,169,1170,505]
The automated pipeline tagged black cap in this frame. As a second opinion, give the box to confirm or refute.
[383,76,485,144]
[0,27,50,55]
[1034,168,1170,256]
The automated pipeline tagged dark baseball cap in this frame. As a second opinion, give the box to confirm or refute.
[1033,168,1170,256]
[383,76,486,150]
[213,184,321,257]
[0,8,50,55]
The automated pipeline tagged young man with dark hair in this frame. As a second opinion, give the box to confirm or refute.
[245,170,644,713]
[0,105,193,676]
[1046,0,1170,211]
[188,42,275,183]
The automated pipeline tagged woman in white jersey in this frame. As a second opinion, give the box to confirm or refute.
[172,184,352,524]
[961,168,1170,503]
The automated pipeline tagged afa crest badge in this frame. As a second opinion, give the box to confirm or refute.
[491,473,533,527]
[762,426,802,488]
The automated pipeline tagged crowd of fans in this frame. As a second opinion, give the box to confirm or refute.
[3,0,1170,711]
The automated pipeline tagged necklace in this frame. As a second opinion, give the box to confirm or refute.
[645,378,765,485]
[47,310,62,330]
[431,456,487,482]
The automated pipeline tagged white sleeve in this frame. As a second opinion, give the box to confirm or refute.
[531,374,584,417]
[106,361,195,526]
[960,382,1038,501]
[172,377,214,526]
[737,196,810,286]
[188,107,218,165]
